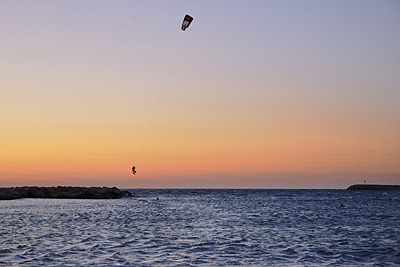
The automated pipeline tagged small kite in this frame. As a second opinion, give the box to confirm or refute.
[181,14,193,31]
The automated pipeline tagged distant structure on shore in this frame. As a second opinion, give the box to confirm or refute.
[347,184,400,190]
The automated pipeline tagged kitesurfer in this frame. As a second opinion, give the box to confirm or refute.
[132,166,136,175]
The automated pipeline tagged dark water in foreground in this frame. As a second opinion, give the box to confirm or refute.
[0,189,399,266]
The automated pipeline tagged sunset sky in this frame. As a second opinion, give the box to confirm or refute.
[1,1,399,188]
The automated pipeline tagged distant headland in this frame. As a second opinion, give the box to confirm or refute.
[0,186,132,200]
[347,184,400,190]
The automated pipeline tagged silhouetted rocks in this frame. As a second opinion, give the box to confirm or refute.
[347,184,400,190]
[0,186,132,200]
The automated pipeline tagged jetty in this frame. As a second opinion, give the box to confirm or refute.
[0,186,132,200]
[347,184,400,190]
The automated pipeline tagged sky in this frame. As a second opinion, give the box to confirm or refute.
[1,1,399,189]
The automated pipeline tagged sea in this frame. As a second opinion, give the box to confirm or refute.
[0,189,399,266]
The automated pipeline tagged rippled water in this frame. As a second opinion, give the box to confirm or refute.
[0,189,399,266]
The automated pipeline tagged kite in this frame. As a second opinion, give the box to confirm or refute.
[181,15,193,31]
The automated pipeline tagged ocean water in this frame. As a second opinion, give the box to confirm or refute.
[0,189,399,266]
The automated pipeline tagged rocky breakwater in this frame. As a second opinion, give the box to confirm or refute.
[347,184,400,190]
[0,186,133,200]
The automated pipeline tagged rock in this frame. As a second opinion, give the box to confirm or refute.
[0,188,22,200]
[0,186,133,200]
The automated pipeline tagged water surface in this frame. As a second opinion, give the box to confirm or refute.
[1,189,399,266]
